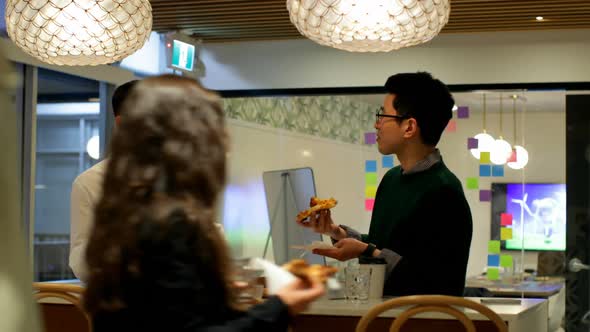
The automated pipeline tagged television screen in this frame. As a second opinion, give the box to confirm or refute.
[491,183,566,251]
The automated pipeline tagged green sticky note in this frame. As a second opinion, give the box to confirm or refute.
[501,227,513,240]
[365,186,377,198]
[466,177,479,190]
[365,173,378,186]
[487,267,500,280]
[480,151,491,164]
[488,240,500,254]
[500,255,513,268]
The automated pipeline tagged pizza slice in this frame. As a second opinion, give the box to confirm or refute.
[282,259,338,284]
[296,197,338,223]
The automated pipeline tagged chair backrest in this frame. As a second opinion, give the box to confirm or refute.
[355,295,508,332]
[32,283,91,332]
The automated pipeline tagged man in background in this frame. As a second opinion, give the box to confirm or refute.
[298,72,473,296]
[69,80,137,282]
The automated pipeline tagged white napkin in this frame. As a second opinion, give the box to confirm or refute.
[291,241,335,251]
[250,257,342,294]
[250,258,296,294]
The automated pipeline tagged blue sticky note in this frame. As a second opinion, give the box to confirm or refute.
[365,160,377,172]
[492,165,504,177]
[382,155,394,168]
[479,164,491,177]
[488,254,500,267]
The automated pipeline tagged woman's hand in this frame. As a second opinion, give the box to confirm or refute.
[275,279,325,315]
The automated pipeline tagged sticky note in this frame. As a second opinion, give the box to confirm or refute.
[467,137,478,149]
[365,172,378,186]
[508,149,517,163]
[487,267,500,280]
[501,213,513,226]
[479,165,491,177]
[479,190,492,202]
[446,120,457,132]
[488,240,501,254]
[364,132,376,145]
[457,106,470,119]
[500,255,513,268]
[501,227,513,240]
[365,199,375,211]
[382,155,394,168]
[488,254,500,267]
[365,160,377,172]
[365,186,377,198]
[492,165,504,177]
[466,177,479,190]
[480,151,491,164]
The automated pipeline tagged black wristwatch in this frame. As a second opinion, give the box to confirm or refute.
[361,243,377,257]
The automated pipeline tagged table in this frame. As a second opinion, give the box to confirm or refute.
[293,297,548,332]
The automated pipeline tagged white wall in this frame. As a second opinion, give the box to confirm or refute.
[221,101,566,277]
[200,29,590,90]
[439,111,566,276]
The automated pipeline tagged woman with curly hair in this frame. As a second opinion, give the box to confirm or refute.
[83,75,324,332]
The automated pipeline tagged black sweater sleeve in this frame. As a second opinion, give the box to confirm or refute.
[384,186,473,296]
[193,296,291,332]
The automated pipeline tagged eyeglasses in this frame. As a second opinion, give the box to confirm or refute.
[375,106,410,123]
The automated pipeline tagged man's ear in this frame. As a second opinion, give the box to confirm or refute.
[115,115,121,126]
[403,118,419,139]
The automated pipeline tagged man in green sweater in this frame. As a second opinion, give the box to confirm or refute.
[298,72,473,296]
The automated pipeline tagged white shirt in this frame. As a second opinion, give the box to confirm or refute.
[69,159,108,282]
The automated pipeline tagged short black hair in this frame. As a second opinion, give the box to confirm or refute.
[384,72,454,146]
[112,80,138,117]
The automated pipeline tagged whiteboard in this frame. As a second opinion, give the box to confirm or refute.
[220,119,385,261]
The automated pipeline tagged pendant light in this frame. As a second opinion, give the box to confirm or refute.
[507,94,529,170]
[5,0,152,66]
[470,93,495,160]
[490,93,513,165]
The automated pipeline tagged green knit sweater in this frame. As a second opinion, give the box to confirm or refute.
[364,161,473,296]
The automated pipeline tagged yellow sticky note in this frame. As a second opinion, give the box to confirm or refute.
[501,227,513,240]
[480,151,491,164]
[500,255,513,268]
[365,173,378,186]
[487,267,499,280]
[365,186,377,198]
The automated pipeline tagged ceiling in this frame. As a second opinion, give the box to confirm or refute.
[150,0,590,43]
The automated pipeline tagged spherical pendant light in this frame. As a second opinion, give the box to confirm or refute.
[286,0,451,52]
[490,137,512,165]
[507,145,529,170]
[5,0,152,66]
[470,132,495,160]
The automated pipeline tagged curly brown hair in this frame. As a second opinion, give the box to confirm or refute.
[84,75,233,320]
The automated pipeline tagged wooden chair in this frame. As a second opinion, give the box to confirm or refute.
[355,295,508,332]
[33,282,91,332]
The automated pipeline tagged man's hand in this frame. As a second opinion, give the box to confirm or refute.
[296,209,345,240]
[312,238,368,261]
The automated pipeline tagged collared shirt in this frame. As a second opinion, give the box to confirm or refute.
[336,149,442,277]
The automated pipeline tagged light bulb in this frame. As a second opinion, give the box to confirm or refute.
[507,145,529,170]
[490,138,512,165]
[86,135,100,160]
[470,132,495,160]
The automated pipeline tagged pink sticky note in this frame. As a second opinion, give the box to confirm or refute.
[508,149,517,163]
[446,120,457,132]
[365,199,375,211]
[501,213,513,226]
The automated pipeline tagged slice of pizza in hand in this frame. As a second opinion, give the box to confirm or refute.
[282,259,338,284]
[296,197,338,223]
